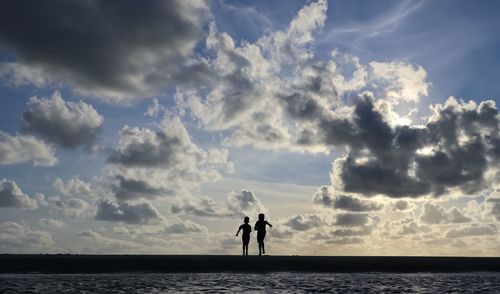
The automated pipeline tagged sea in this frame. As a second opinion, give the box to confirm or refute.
[1,272,499,293]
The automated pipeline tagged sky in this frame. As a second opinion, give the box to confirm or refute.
[1,0,500,256]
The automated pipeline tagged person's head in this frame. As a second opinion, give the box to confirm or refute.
[244,216,249,224]
[258,213,264,221]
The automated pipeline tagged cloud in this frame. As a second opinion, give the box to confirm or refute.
[144,98,165,118]
[78,230,143,253]
[259,0,328,64]
[176,0,498,200]
[226,190,268,217]
[178,0,431,156]
[392,200,412,211]
[331,96,500,198]
[171,190,267,218]
[192,25,498,199]
[163,218,208,234]
[38,218,65,228]
[389,218,431,236]
[326,237,364,245]
[332,226,374,237]
[181,0,331,150]
[284,214,323,231]
[335,213,371,227]
[170,195,231,218]
[106,117,232,201]
[0,131,57,166]
[0,179,38,209]
[0,0,208,102]
[486,197,500,221]
[41,195,92,218]
[53,177,95,199]
[420,203,471,225]
[312,186,383,212]
[95,200,163,225]
[0,221,53,252]
[445,224,497,238]
[268,224,295,239]
[109,173,170,201]
[369,61,428,103]
[22,92,103,149]
[311,233,365,245]
[108,125,184,168]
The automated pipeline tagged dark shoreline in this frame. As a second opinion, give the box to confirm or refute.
[1,255,500,274]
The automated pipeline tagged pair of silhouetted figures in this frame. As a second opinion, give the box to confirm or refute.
[236,213,272,256]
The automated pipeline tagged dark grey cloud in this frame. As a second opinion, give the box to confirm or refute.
[284,214,323,231]
[0,179,37,209]
[0,132,57,166]
[420,203,471,225]
[327,97,499,198]
[0,0,208,101]
[279,92,325,121]
[111,175,167,201]
[312,186,383,212]
[445,224,497,238]
[108,128,181,168]
[95,200,163,224]
[332,195,383,212]
[335,213,370,227]
[393,200,411,211]
[107,119,231,171]
[284,92,500,198]
[332,212,379,237]
[22,92,103,149]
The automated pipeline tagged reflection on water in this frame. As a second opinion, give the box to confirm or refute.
[1,272,499,293]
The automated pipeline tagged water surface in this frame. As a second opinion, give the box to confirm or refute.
[1,272,499,293]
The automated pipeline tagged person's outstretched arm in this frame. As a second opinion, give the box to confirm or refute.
[236,227,242,236]
[266,221,272,228]
[254,223,258,230]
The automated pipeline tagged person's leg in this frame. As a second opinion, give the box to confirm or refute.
[262,233,266,254]
[243,237,249,255]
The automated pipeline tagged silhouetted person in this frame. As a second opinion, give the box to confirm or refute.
[236,216,251,255]
[254,213,272,256]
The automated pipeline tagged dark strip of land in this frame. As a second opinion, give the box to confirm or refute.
[1,255,500,273]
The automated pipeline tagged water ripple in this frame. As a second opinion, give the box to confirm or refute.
[1,272,500,293]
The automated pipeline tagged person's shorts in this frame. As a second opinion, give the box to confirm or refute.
[257,232,266,242]
[242,235,250,245]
